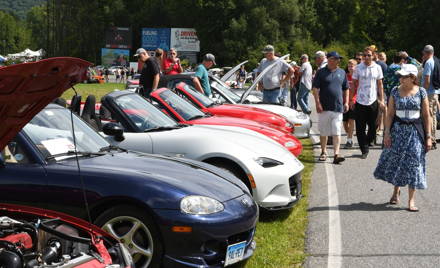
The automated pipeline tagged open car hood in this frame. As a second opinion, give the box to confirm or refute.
[239,54,289,103]
[0,57,91,150]
[220,60,248,82]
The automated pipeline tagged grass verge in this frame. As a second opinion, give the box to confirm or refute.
[237,138,314,268]
[62,82,125,101]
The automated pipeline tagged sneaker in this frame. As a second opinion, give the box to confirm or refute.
[344,141,353,149]
[333,155,345,164]
[361,152,369,159]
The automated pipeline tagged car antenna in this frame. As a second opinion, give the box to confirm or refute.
[69,85,93,227]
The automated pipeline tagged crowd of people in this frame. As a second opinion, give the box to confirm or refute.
[135,47,215,98]
[255,44,438,212]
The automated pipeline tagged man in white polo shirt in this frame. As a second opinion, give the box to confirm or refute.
[351,46,386,159]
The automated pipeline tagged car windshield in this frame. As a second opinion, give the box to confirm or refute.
[210,79,241,103]
[181,84,215,107]
[159,90,205,121]
[114,93,178,131]
[23,107,109,160]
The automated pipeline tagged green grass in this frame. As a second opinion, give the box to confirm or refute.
[62,82,125,101]
[236,138,314,268]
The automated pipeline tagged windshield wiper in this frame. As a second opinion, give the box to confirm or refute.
[143,126,181,132]
[188,115,205,120]
[46,150,105,161]
[99,145,128,152]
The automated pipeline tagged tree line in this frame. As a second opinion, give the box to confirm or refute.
[1,0,440,67]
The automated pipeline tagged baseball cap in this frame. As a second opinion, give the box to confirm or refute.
[315,51,326,58]
[134,48,147,57]
[203,53,216,65]
[262,45,275,53]
[423,45,434,53]
[327,51,343,59]
[395,64,418,76]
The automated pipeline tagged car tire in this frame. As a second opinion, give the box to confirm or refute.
[211,161,252,193]
[94,206,163,268]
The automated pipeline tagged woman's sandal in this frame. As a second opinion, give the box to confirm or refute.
[319,152,327,161]
[407,206,419,212]
[389,190,400,205]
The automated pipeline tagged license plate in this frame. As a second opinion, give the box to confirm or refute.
[224,241,246,266]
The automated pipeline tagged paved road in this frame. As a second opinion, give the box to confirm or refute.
[305,100,440,268]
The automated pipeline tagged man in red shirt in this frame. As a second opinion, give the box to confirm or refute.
[163,48,183,75]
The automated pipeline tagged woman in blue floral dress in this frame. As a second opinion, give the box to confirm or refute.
[374,64,432,212]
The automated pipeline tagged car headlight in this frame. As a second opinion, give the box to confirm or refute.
[284,141,296,148]
[180,196,224,215]
[254,157,283,168]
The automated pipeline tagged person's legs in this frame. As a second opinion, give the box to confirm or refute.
[263,89,281,104]
[355,103,368,155]
[279,87,289,106]
[290,85,298,109]
[347,119,355,139]
[320,136,328,155]
[366,101,379,145]
[428,94,438,148]
[331,112,345,164]
[390,186,400,204]
[297,83,310,113]
[408,187,418,211]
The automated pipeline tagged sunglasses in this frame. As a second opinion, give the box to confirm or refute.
[363,54,373,57]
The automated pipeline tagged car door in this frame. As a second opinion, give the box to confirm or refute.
[0,133,48,209]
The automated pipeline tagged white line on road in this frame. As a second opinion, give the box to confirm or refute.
[310,131,342,268]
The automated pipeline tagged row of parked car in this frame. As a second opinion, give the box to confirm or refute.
[0,57,311,268]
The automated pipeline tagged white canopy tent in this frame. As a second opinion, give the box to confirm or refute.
[7,48,44,61]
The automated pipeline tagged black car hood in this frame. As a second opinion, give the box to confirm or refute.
[0,58,91,150]
[61,151,247,203]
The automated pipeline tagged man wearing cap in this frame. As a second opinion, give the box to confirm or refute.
[421,44,438,148]
[312,51,349,164]
[257,45,294,104]
[193,53,216,97]
[297,54,313,114]
[352,46,385,159]
[135,48,160,98]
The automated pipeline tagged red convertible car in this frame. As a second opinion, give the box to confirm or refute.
[150,88,303,157]
[172,82,294,134]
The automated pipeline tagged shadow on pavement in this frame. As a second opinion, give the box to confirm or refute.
[308,202,405,212]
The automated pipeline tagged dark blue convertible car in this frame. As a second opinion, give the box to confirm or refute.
[0,58,258,268]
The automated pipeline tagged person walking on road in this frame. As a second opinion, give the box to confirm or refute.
[421,45,439,149]
[257,45,294,104]
[312,51,349,164]
[351,46,386,159]
[193,53,216,97]
[135,48,160,98]
[384,52,405,98]
[374,64,432,212]
[297,54,313,114]
[344,59,358,148]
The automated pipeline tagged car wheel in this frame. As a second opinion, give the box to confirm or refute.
[94,206,162,268]
[212,161,252,193]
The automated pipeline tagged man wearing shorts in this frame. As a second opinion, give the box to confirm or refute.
[312,51,349,164]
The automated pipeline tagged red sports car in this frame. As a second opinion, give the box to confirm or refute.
[150,88,302,156]
[173,82,294,134]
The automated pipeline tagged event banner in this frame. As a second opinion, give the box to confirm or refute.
[101,48,130,67]
[141,28,171,51]
[170,28,200,52]
[105,27,132,49]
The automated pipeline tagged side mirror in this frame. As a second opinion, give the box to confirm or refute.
[103,122,125,142]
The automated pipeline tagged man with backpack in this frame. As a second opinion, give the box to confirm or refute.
[422,45,439,149]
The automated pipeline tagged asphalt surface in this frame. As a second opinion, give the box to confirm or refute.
[304,99,440,268]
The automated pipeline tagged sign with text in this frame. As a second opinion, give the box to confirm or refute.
[101,48,129,67]
[105,27,132,49]
[141,28,171,51]
[170,28,200,52]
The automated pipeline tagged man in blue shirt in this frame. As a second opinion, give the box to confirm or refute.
[193,53,216,97]
[312,51,349,164]
[421,44,438,148]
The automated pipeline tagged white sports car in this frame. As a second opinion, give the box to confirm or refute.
[99,90,304,210]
